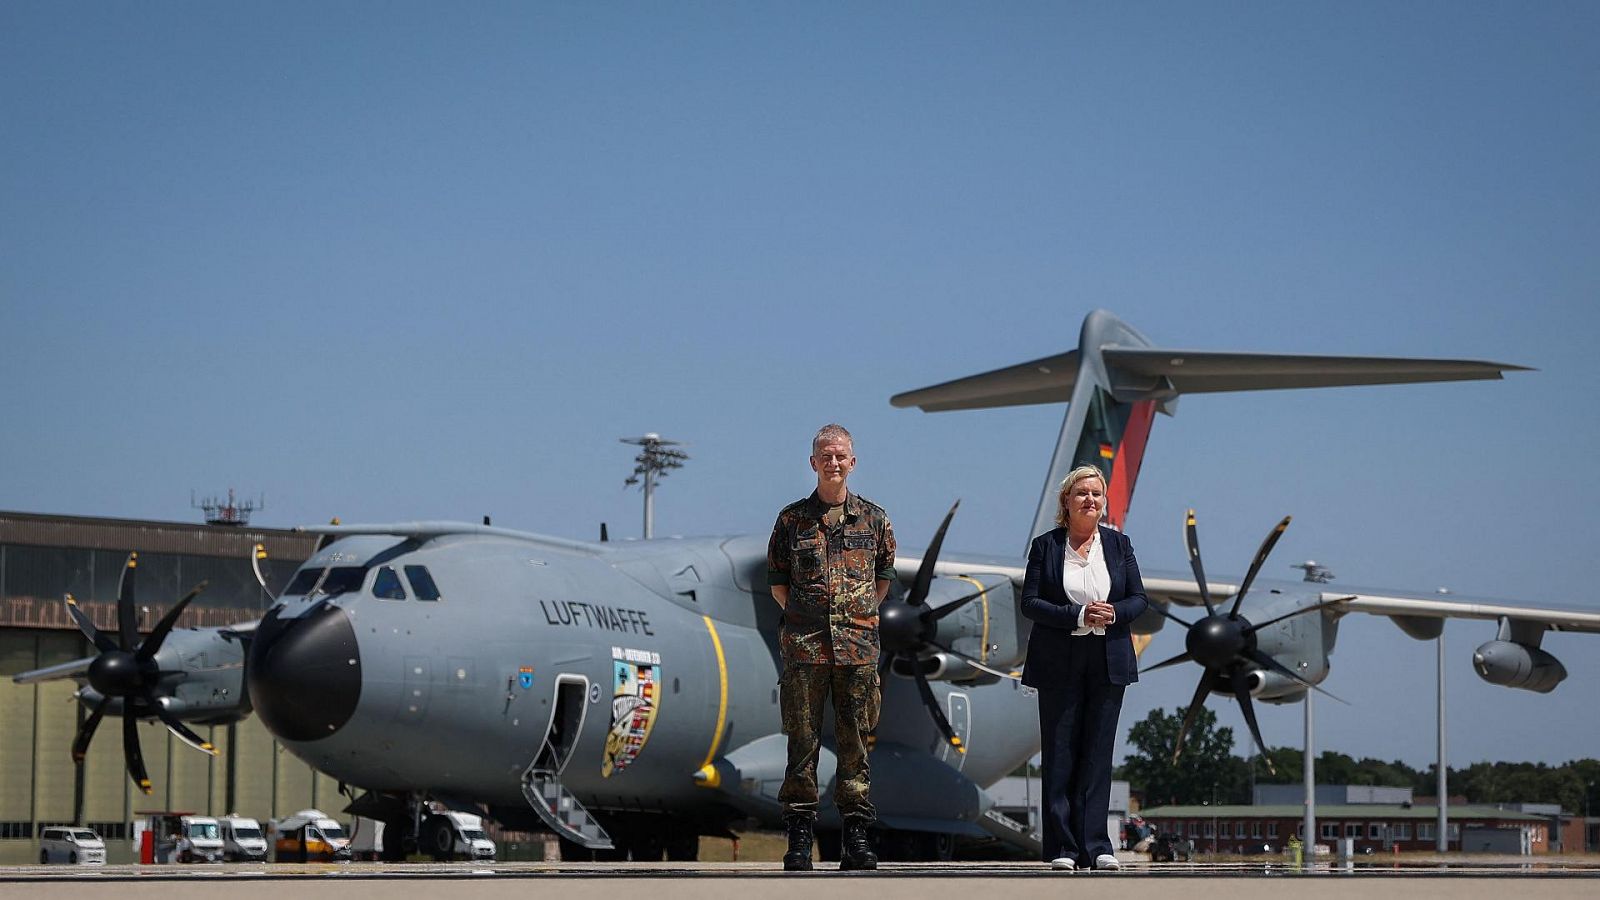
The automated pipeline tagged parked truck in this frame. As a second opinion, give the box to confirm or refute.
[419,810,496,862]
[270,809,351,862]
[349,816,388,861]
[132,813,224,863]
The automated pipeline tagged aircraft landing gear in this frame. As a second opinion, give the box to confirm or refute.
[422,816,455,862]
[378,819,409,864]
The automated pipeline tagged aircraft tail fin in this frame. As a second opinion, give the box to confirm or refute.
[891,309,1528,546]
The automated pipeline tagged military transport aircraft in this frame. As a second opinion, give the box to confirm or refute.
[16,309,1600,862]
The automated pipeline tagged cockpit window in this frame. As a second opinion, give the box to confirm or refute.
[283,566,368,597]
[373,567,407,600]
[404,565,441,601]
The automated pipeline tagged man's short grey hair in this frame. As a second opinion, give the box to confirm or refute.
[1055,464,1107,528]
[812,423,854,455]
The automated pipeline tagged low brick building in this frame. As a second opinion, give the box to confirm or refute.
[1138,802,1550,853]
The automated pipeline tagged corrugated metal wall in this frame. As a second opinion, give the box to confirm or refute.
[0,512,338,864]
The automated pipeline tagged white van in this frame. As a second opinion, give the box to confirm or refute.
[219,815,268,861]
[175,815,225,863]
[38,826,106,865]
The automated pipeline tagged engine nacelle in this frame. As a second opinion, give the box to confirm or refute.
[1472,640,1566,693]
[890,652,991,684]
[1244,668,1310,704]
[923,572,1023,668]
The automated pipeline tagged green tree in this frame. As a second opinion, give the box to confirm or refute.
[1116,707,1252,806]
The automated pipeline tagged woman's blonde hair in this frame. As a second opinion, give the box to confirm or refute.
[1055,464,1108,528]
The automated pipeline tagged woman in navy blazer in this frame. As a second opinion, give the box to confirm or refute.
[1020,464,1148,871]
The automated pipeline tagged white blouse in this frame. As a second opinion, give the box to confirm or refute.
[1062,529,1111,635]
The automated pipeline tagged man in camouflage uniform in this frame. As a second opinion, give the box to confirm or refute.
[767,423,896,871]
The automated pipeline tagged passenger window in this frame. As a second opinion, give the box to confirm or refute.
[373,567,407,600]
[404,565,441,601]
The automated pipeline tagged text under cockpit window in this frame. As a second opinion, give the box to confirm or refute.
[373,567,407,600]
[404,565,441,601]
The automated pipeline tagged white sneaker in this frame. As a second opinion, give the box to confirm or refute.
[1049,857,1077,870]
[1093,853,1121,870]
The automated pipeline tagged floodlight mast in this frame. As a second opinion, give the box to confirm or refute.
[620,433,689,539]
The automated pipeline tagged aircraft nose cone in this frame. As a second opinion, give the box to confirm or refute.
[248,601,361,742]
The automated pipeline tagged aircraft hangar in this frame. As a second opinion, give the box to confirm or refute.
[0,510,344,864]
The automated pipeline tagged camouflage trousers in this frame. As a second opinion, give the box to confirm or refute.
[778,662,880,823]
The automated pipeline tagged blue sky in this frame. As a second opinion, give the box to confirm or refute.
[3,2,1597,770]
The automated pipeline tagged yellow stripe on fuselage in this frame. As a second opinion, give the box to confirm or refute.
[699,616,729,769]
[949,575,990,662]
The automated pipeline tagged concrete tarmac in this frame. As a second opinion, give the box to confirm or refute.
[2,860,1598,900]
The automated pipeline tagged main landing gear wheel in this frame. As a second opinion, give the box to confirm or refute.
[423,816,454,861]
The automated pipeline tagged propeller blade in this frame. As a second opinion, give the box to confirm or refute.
[908,501,960,607]
[927,641,1022,680]
[1184,510,1216,615]
[928,581,991,621]
[1243,596,1354,635]
[65,595,118,654]
[251,544,272,592]
[153,702,217,756]
[1151,603,1194,629]
[72,696,110,764]
[912,667,965,754]
[1171,671,1214,764]
[1229,669,1277,775]
[122,707,153,794]
[136,581,208,663]
[1242,647,1348,704]
[1229,516,1292,618]
[117,553,139,651]
[1140,649,1194,674]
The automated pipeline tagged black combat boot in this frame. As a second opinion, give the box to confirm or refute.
[839,820,877,871]
[782,815,814,871]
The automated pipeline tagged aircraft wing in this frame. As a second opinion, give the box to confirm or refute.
[896,552,1237,604]
[295,521,603,555]
[1330,590,1600,634]
[894,550,1024,584]
[894,552,1600,634]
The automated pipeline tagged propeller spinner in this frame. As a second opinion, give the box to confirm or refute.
[65,552,214,793]
[1143,511,1348,773]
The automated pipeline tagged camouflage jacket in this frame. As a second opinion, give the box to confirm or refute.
[766,491,897,665]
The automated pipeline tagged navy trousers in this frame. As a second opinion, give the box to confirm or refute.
[1035,634,1126,864]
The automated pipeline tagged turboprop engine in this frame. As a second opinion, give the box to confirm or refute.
[1471,616,1568,693]
[1472,640,1566,693]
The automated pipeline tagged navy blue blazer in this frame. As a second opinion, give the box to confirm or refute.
[1019,525,1149,688]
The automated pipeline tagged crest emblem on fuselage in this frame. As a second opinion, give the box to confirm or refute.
[602,647,661,777]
